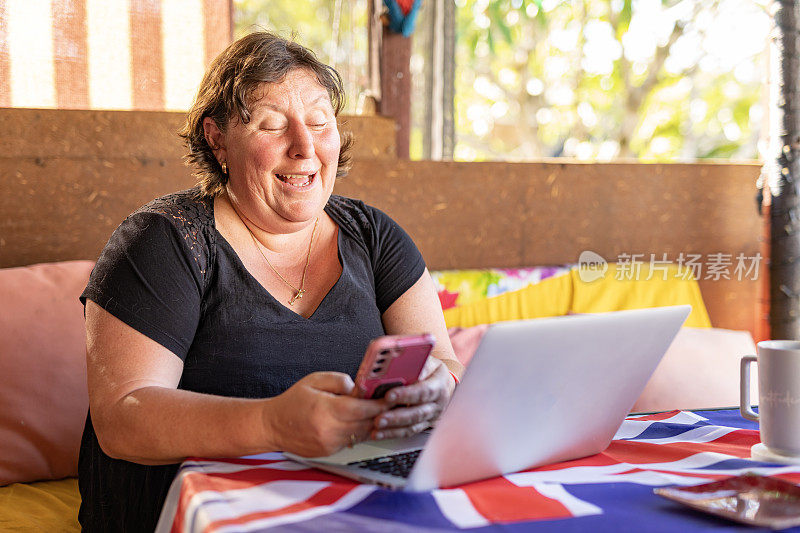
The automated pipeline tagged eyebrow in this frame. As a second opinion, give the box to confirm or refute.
[256,93,331,113]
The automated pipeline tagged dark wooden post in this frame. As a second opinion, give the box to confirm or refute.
[379,28,412,159]
[771,0,800,338]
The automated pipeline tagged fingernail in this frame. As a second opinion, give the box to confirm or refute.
[378,418,387,428]
[387,392,397,401]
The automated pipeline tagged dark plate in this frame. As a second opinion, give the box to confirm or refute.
[654,473,800,530]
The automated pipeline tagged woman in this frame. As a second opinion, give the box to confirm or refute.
[78,32,463,531]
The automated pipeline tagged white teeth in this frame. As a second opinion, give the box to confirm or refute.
[276,173,314,188]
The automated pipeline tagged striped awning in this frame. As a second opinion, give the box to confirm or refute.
[0,0,231,111]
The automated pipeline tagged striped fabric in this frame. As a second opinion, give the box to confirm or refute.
[0,0,231,110]
[156,409,800,532]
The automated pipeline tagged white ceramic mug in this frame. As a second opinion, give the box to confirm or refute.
[740,340,800,457]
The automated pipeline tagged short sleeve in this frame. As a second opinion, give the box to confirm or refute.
[80,212,204,360]
[365,206,426,313]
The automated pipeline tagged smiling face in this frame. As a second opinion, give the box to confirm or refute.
[209,68,341,232]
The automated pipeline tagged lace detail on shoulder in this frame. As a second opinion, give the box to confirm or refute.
[133,188,216,283]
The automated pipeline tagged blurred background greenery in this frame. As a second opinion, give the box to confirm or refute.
[234,0,769,162]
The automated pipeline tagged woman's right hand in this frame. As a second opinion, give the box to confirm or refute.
[264,372,388,457]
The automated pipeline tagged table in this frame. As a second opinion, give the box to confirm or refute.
[156,409,800,532]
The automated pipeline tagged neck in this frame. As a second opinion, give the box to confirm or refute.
[223,193,319,254]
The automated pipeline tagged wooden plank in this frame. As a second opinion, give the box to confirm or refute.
[340,115,396,160]
[336,160,530,268]
[0,157,195,267]
[698,278,759,339]
[2,109,395,160]
[336,160,762,266]
[519,162,762,263]
[379,28,411,158]
[4,108,187,158]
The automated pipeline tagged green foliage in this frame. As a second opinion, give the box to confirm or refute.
[235,0,329,48]
[453,0,767,161]
[233,0,367,114]
[233,0,768,162]
[700,142,742,159]
[617,0,632,36]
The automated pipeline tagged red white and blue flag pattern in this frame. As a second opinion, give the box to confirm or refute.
[157,409,800,532]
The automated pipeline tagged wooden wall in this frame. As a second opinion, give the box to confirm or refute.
[0,108,394,268]
[335,160,763,337]
[1,108,763,334]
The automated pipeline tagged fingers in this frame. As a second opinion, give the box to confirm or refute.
[373,421,431,441]
[344,419,378,445]
[367,359,453,442]
[384,364,449,407]
[334,395,388,420]
[303,373,388,421]
[291,418,376,458]
[385,382,439,406]
[374,402,439,431]
[279,373,391,457]
[304,371,355,395]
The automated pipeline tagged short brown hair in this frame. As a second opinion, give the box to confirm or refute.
[180,32,354,198]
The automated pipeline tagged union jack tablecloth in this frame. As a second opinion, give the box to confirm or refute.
[156,409,800,532]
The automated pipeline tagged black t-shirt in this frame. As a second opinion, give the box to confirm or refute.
[78,187,425,532]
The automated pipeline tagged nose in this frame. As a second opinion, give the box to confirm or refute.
[288,122,314,159]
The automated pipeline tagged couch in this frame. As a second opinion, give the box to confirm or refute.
[0,257,757,531]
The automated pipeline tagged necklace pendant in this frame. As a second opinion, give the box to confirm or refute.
[289,289,305,305]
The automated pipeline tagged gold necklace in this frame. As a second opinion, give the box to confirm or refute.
[245,217,319,305]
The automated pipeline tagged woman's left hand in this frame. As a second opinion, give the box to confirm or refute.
[370,357,456,440]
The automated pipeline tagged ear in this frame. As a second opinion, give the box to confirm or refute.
[202,117,227,161]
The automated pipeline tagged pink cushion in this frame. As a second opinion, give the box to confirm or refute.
[0,261,93,485]
[448,325,489,366]
[632,327,757,413]
[450,323,756,414]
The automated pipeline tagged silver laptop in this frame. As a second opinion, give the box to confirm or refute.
[286,305,690,491]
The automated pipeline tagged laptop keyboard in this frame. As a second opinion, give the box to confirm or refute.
[347,449,422,478]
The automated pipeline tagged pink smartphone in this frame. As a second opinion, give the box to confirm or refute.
[354,333,436,399]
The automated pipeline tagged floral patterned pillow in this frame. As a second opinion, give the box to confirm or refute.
[431,267,571,310]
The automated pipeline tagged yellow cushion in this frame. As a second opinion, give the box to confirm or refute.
[443,272,573,328]
[570,263,711,328]
[0,477,79,531]
[442,264,710,329]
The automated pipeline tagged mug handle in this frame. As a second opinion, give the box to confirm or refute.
[740,355,759,422]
